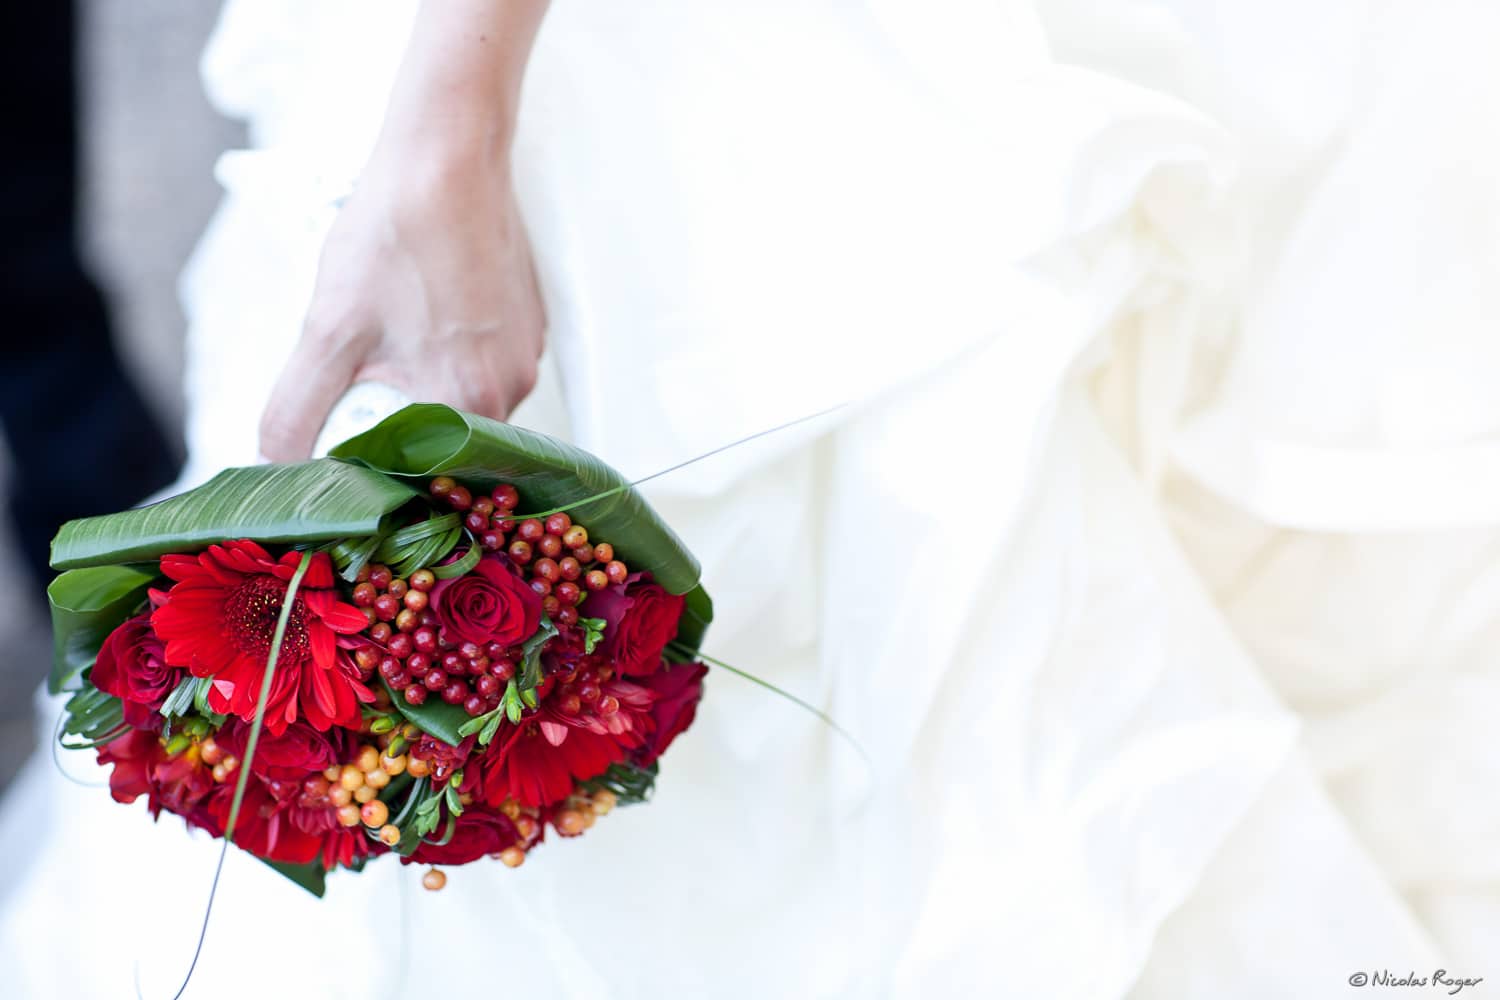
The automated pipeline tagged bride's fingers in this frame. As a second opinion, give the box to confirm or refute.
[259,325,367,461]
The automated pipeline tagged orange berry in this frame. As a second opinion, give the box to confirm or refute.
[328,785,353,807]
[354,785,378,804]
[422,868,447,891]
[378,824,402,846]
[364,767,391,789]
[198,738,225,766]
[356,746,380,772]
[360,800,389,827]
[554,809,586,836]
[499,847,526,868]
[336,804,361,827]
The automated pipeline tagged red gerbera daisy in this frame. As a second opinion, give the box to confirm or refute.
[151,540,373,735]
[205,781,325,865]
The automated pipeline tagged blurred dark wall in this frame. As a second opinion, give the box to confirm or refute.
[0,0,243,782]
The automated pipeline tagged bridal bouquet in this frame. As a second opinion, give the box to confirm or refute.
[48,405,712,895]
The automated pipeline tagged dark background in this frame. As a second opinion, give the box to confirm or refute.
[0,1,241,785]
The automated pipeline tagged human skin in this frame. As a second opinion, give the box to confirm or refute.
[259,0,552,461]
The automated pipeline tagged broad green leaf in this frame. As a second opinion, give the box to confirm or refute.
[383,678,469,745]
[47,564,157,693]
[259,858,327,898]
[330,404,703,595]
[50,460,418,571]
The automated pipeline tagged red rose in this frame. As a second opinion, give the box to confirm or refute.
[585,575,686,676]
[90,613,181,714]
[635,660,708,765]
[430,553,542,647]
[408,810,520,866]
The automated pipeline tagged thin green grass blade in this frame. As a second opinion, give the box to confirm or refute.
[158,550,316,1000]
[672,645,869,765]
[226,551,313,838]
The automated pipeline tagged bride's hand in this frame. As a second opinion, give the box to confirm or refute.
[259,151,544,461]
[258,0,550,461]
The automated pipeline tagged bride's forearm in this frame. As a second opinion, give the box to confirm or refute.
[374,0,551,172]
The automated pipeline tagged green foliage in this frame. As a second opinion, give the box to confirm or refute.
[673,585,713,661]
[59,686,128,748]
[49,460,417,571]
[581,760,660,806]
[580,616,606,654]
[330,404,704,595]
[259,858,327,898]
[46,564,156,693]
[517,619,558,697]
[383,678,469,746]
[374,512,463,579]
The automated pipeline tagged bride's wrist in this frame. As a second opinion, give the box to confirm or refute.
[370,0,547,190]
[371,112,516,191]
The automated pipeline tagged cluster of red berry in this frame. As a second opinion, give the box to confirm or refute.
[350,478,633,718]
[430,475,631,627]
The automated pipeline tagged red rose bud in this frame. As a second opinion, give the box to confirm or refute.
[635,660,708,765]
[584,575,687,676]
[89,613,182,717]
[429,553,542,647]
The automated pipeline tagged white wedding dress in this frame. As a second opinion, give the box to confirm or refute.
[3,1,1499,997]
